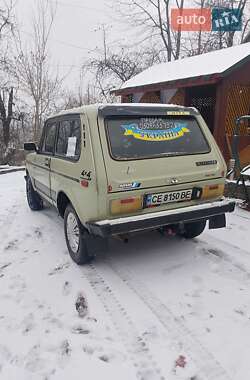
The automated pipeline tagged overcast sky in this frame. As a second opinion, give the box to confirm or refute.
[15,0,125,90]
[14,0,250,94]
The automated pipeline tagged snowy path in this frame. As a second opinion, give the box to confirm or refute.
[0,172,250,380]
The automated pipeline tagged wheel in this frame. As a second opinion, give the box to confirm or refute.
[179,220,206,239]
[64,204,93,265]
[26,175,43,211]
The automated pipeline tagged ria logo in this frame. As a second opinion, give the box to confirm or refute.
[171,7,242,32]
[212,8,242,31]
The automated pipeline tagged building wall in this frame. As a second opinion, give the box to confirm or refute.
[139,91,161,103]
[120,60,250,163]
[216,61,250,161]
[121,88,185,105]
[225,62,250,136]
[168,88,185,105]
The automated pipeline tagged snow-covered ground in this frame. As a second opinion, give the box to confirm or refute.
[0,165,25,175]
[1,172,250,380]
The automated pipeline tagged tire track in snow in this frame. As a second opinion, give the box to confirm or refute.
[105,256,232,380]
[83,263,166,380]
[198,237,250,279]
[0,174,25,245]
[0,201,23,250]
[201,234,250,257]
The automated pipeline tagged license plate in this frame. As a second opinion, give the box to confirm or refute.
[144,189,192,207]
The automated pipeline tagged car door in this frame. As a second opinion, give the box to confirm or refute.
[34,120,57,200]
[50,115,82,203]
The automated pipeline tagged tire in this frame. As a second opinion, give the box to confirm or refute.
[64,204,93,265]
[26,175,43,211]
[179,220,206,239]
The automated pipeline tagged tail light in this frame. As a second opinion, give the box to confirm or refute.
[201,183,225,200]
[110,196,142,215]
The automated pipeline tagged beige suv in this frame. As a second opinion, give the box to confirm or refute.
[24,104,235,264]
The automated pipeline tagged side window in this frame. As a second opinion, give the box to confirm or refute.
[41,122,57,154]
[56,118,81,159]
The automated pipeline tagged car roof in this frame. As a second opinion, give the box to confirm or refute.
[47,103,199,121]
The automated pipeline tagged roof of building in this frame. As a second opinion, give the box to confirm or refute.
[115,42,250,94]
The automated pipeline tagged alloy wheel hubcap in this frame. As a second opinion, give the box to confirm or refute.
[66,212,80,254]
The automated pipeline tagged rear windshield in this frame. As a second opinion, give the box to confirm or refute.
[105,116,210,160]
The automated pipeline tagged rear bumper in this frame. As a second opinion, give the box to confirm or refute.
[86,199,235,238]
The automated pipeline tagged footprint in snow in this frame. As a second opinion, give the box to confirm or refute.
[202,247,222,258]
[234,308,245,316]
[21,313,35,333]
[75,293,88,318]
[4,239,18,251]
[0,263,11,272]
[34,227,42,238]
[48,262,70,276]
[71,325,90,335]
[62,281,72,296]
[82,344,114,363]
[61,340,71,356]
[99,354,110,363]
[82,344,95,355]
[209,289,220,294]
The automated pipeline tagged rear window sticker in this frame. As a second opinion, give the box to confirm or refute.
[121,120,190,142]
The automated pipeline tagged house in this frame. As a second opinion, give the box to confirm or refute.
[113,43,250,163]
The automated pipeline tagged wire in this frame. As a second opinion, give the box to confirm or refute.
[20,29,97,53]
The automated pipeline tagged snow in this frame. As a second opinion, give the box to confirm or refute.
[0,165,25,174]
[1,171,250,380]
[226,178,250,186]
[119,43,250,90]
[241,165,250,177]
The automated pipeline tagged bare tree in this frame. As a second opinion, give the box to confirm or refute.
[61,85,100,109]
[0,1,17,163]
[243,28,250,43]
[206,0,250,48]
[14,0,63,140]
[113,0,250,61]
[0,87,13,148]
[112,0,185,61]
[83,30,163,101]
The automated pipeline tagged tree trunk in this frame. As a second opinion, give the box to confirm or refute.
[0,87,14,148]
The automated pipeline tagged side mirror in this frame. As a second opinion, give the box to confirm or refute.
[24,142,37,152]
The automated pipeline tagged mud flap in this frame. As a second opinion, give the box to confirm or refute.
[209,214,226,229]
[85,234,108,256]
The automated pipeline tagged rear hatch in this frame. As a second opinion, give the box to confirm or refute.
[97,105,223,194]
